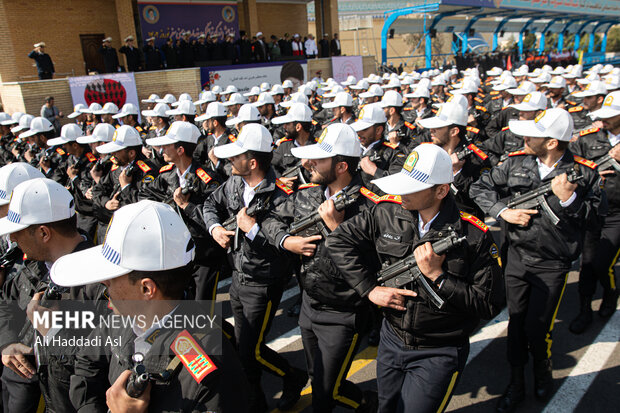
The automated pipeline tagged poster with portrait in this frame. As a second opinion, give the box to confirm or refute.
[68,73,141,121]
[331,56,364,84]
[138,0,239,47]
[200,61,308,94]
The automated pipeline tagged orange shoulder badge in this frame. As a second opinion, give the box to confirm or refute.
[136,160,152,173]
[467,143,488,160]
[568,106,584,113]
[573,155,598,169]
[228,134,237,142]
[275,178,293,195]
[85,152,97,162]
[298,183,320,190]
[474,97,484,104]
[55,148,66,156]
[159,164,174,173]
[580,127,600,136]
[171,330,217,383]
[475,105,487,112]
[501,126,510,131]
[379,194,402,204]
[466,126,480,134]
[360,187,381,204]
[404,121,416,130]
[111,164,119,171]
[508,150,527,157]
[460,211,488,232]
[383,141,399,150]
[276,137,292,146]
[196,168,213,184]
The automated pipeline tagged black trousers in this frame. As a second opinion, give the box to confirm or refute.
[298,292,369,412]
[505,247,569,366]
[1,368,42,413]
[229,278,292,389]
[579,213,620,296]
[376,320,468,413]
[38,72,52,80]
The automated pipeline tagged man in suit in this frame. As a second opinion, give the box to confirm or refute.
[319,34,329,58]
[330,33,341,56]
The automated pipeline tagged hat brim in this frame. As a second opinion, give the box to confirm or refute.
[0,120,17,126]
[0,199,9,206]
[20,130,38,138]
[351,120,375,132]
[195,113,217,121]
[589,107,620,119]
[509,102,542,111]
[224,117,242,127]
[543,84,565,89]
[67,112,81,119]
[0,217,29,237]
[371,171,433,196]
[47,137,75,146]
[146,136,177,146]
[507,88,530,95]
[272,115,295,125]
[509,119,548,137]
[213,142,247,159]
[76,135,106,144]
[321,102,341,109]
[96,142,127,154]
[51,245,132,287]
[572,90,600,98]
[11,126,26,133]
[418,116,452,129]
[112,112,135,119]
[290,144,335,159]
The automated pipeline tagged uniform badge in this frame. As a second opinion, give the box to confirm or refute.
[171,330,217,383]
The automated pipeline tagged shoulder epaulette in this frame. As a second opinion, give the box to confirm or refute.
[276,137,291,146]
[159,164,174,173]
[579,127,600,136]
[475,104,487,112]
[310,104,318,111]
[171,330,217,383]
[85,152,97,162]
[383,141,399,150]
[228,134,237,142]
[136,160,151,173]
[467,143,488,160]
[360,187,381,203]
[226,113,232,118]
[508,150,527,157]
[196,168,213,184]
[311,119,318,125]
[115,124,120,129]
[403,107,414,111]
[492,96,501,100]
[566,100,577,106]
[568,106,584,113]
[490,90,500,95]
[466,126,479,134]
[478,93,486,98]
[379,194,402,204]
[404,121,416,130]
[573,155,598,169]
[501,126,510,131]
[275,178,293,195]
[136,126,143,132]
[298,183,319,190]
[431,109,438,114]
[474,97,484,104]
[111,164,119,171]
[149,125,157,130]
[56,148,66,155]
[501,106,509,110]
[460,211,488,232]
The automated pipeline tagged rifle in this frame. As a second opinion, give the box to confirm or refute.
[499,147,524,163]
[376,231,467,309]
[594,153,620,173]
[0,243,21,268]
[281,162,302,178]
[93,154,112,173]
[506,169,583,226]
[455,143,487,161]
[288,189,359,238]
[221,195,271,250]
[126,353,150,398]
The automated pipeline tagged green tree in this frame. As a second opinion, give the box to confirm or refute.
[606,26,620,52]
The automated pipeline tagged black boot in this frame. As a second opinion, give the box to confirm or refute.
[569,295,593,334]
[533,358,553,400]
[496,366,525,413]
[277,367,308,410]
[599,289,618,318]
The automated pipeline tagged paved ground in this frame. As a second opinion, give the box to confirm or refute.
[216,219,620,413]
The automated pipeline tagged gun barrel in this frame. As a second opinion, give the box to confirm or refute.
[126,372,150,398]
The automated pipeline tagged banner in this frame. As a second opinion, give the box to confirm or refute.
[68,73,140,121]
[138,1,239,47]
[200,60,308,94]
[331,56,364,84]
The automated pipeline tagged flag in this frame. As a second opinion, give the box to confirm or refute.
[506,55,512,71]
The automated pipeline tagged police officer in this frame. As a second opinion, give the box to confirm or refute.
[326,144,504,413]
[569,80,608,132]
[143,37,162,70]
[142,103,170,170]
[263,124,379,412]
[480,91,547,165]
[485,76,516,118]
[91,125,159,243]
[418,101,490,218]
[402,86,434,125]
[47,124,99,238]
[469,108,605,412]
[20,117,68,184]
[270,103,315,189]
[544,76,569,109]
[350,103,405,195]
[202,124,307,412]
[0,178,103,413]
[99,37,120,73]
[53,201,250,412]
[194,102,236,178]
[119,36,141,72]
[485,81,535,139]
[322,92,356,126]
[381,90,417,152]
[139,121,222,302]
[567,91,620,333]
[0,163,43,413]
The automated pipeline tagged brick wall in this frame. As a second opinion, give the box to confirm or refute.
[134,68,202,105]
[256,3,308,38]
[2,0,121,82]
